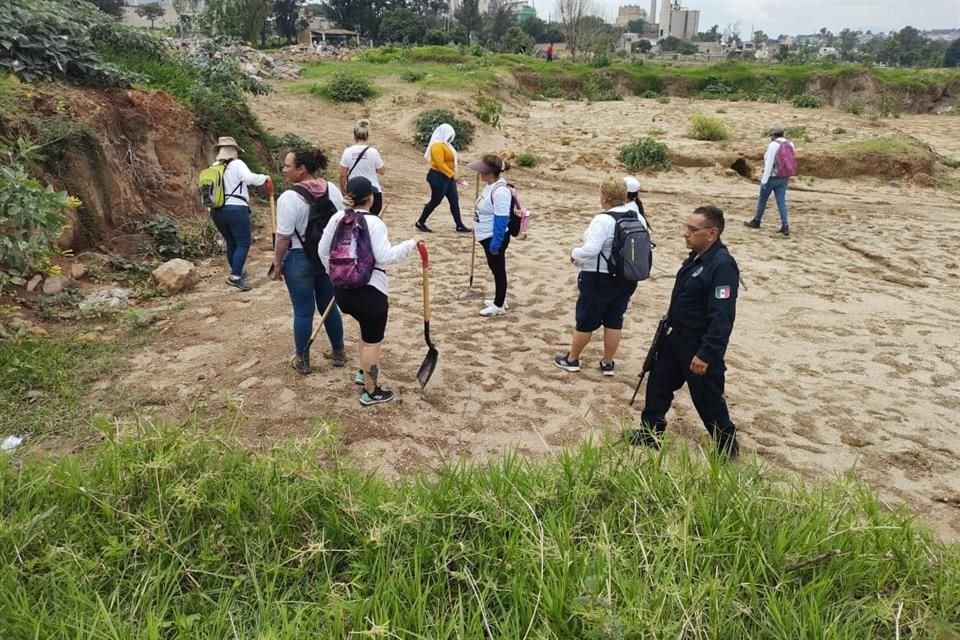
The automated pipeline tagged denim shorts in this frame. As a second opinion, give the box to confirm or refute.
[574,271,637,332]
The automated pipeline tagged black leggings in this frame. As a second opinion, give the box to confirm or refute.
[480,235,510,307]
[418,169,463,227]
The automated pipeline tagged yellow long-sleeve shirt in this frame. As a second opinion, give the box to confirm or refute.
[429,141,456,178]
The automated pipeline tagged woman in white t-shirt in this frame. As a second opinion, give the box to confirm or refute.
[468,154,513,317]
[271,148,346,376]
[339,119,385,215]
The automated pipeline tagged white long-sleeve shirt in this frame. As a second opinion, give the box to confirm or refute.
[221,159,268,206]
[761,137,795,184]
[571,204,643,274]
[473,177,512,242]
[317,210,416,296]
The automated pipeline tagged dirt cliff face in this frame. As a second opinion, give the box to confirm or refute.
[37,87,212,250]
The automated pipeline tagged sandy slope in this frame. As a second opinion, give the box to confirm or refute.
[120,83,960,540]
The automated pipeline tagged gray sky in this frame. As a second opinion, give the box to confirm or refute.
[573,0,960,35]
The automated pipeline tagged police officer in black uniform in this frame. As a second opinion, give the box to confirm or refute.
[627,205,740,457]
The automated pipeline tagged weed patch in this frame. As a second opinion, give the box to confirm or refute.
[618,137,671,171]
[688,114,730,141]
[516,151,537,167]
[414,109,474,150]
[311,72,376,102]
[792,93,824,108]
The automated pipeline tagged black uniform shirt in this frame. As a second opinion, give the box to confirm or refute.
[667,240,739,366]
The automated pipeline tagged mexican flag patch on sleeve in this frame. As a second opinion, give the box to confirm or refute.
[715,285,731,299]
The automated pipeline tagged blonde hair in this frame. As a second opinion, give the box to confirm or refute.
[354,118,370,141]
[599,177,628,207]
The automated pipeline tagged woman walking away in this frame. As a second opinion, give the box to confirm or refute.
[554,177,639,376]
[318,177,420,406]
[272,149,346,375]
[210,136,271,292]
[468,154,512,317]
[339,119,386,215]
[416,123,470,234]
[624,176,647,220]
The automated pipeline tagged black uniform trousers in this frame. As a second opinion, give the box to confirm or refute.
[640,329,739,455]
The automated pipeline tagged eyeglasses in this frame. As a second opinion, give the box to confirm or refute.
[684,225,717,234]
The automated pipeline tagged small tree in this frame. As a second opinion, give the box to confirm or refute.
[634,38,652,54]
[455,0,482,40]
[625,18,645,34]
[379,8,425,44]
[500,26,535,54]
[556,0,592,61]
[135,2,165,29]
[946,37,960,68]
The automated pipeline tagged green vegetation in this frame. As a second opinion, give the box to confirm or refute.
[842,136,930,156]
[400,69,426,83]
[784,125,808,140]
[414,109,474,151]
[792,93,824,108]
[1,428,958,636]
[688,114,730,141]
[310,72,377,103]
[848,98,866,115]
[473,92,503,128]
[583,72,621,102]
[141,216,221,261]
[515,151,538,168]
[833,126,847,134]
[618,137,671,172]
[943,157,960,169]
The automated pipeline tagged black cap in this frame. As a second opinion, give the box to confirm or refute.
[346,176,374,204]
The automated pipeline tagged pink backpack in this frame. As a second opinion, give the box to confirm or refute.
[774,139,797,178]
[327,210,376,289]
[492,183,531,237]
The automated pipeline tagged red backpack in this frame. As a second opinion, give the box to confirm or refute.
[774,139,797,178]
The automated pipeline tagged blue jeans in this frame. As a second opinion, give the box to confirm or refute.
[283,250,344,356]
[211,205,251,277]
[755,177,789,227]
[418,169,463,227]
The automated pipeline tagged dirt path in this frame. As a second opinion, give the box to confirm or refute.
[121,84,960,540]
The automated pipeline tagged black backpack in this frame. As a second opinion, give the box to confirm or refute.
[492,182,529,237]
[290,184,339,270]
[603,210,652,281]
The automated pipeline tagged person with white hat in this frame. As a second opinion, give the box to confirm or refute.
[210,136,271,291]
[623,176,647,221]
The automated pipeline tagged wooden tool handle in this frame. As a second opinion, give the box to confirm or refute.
[418,241,430,324]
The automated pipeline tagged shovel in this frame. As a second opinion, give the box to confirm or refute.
[458,175,484,301]
[267,189,278,278]
[305,296,338,353]
[416,240,438,389]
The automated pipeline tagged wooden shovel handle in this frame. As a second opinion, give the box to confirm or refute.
[418,241,430,324]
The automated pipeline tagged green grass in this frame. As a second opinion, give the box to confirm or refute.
[1,426,958,637]
[0,333,134,438]
[842,136,930,156]
[688,113,730,141]
[943,157,960,169]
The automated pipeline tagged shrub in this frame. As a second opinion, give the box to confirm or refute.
[473,93,503,128]
[584,73,621,102]
[591,51,611,68]
[791,94,824,108]
[618,137,671,172]
[414,109,474,151]
[312,72,376,103]
[784,125,807,139]
[688,114,730,141]
[832,126,847,134]
[642,90,659,98]
[424,28,447,46]
[537,77,564,99]
[656,96,671,104]
[515,151,537,168]
[400,69,425,83]
[943,157,960,169]
[848,98,865,115]
[500,26,535,54]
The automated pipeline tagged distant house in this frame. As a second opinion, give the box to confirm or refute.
[818,46,839,58]
[695,41,724,58]
[297,17,359,47]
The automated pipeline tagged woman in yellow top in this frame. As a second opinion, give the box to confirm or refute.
[415,123,471,234]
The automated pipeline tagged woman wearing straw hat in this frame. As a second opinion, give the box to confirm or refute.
[210,136,271,292]
[415,123,470,234]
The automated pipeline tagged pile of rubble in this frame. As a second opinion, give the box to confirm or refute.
[168,38,360,81]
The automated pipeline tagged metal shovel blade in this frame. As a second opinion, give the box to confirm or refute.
[417,346,438,389]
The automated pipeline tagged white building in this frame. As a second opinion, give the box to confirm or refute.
[658,0,699,41]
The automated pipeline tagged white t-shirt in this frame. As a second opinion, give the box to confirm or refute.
[339,144,385,191]
[473,177,512,242]
[317,210,415,296]
[221,159,268,206]
[275,182,345,250]
[571,204,639,274]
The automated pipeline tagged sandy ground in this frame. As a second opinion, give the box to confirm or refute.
[117,82,960,540]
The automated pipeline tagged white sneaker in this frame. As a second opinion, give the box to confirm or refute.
[484,299,509,310]
[479,304,506,317]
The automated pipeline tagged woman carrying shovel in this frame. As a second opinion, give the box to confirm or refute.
[318,177,421,406]
[468,154,513,317]
[271,148,346,375]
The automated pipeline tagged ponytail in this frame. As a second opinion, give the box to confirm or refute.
[291,148,327,175]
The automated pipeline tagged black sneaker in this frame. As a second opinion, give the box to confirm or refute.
[553,353,580,372]
[455,225,472,233]
[227,275,252,291]
[743,219,761,229]
[777,226,790,237]
[600,360,615,376]
[291,354,312,375]
[415,221,433,233]
[360,386,394,406]
[624,428,661,450]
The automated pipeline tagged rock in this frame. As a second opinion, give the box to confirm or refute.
[237,357,259,372]
[71,263,88,279]
[724,169,739,177]
[26,275,43,292]
[42,275,69,295]
[151,259,198,295]
[238,376,260,390]
[29,325,49,338]
[78,288,130,312]
[278,389,297,404]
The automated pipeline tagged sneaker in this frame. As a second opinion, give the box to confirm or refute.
[360,386,394,406]
[330,348,347,368]
[354,369,365,385]
[455,225,472,233]
[743,219,761,229]
[777,226,790,237]
[484,299,509,310]
[227,275,252,291]
[553,353,580,372]
[479,304,506,317]
[415,221,433,233]
[600,360,615,376]
[291,354,312,375]
[624,428,660,450]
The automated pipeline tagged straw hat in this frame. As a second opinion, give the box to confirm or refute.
[213,136,243,160]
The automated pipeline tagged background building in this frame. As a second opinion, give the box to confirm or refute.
[658,0,699,40]
[616,5,647,28]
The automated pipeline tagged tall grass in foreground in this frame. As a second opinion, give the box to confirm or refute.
[1,426,958,638]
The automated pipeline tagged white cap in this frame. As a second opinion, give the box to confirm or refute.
[623,176,641,193]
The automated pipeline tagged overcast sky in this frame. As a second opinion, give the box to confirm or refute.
[572,0,960,35]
